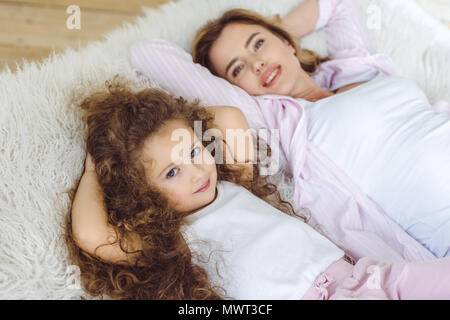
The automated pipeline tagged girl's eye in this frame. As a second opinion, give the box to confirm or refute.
[255,39,264,50]
[191,146,201,158]
[167,167,179,178]
[232,65,243,77]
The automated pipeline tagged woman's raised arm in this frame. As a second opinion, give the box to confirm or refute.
[209,106,255,181]
[129,39,265,130]
[313,0,376,57]
[280,0,320,40]
[283,0,377,58]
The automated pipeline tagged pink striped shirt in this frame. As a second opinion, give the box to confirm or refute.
[129,0,435,262]
[310,0,398,90]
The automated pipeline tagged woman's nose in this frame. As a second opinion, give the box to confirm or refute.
[253,60,266,74]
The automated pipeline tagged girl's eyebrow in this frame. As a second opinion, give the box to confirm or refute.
[225,32,260,75]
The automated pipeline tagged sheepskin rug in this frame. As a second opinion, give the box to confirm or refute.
[0,0,449,299]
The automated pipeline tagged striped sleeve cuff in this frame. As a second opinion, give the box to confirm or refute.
[314,0,341,31]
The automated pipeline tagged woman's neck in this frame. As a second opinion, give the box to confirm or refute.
[292,76,334,102]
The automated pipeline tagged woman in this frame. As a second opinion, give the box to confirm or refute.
[129,0,450,258]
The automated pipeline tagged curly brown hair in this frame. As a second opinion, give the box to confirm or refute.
[192,8,329,77]
[65,77,305,300]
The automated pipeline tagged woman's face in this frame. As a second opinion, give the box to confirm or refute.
[209,22,307,96]
[140,119,218,213]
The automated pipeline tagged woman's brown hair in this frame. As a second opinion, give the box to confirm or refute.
[193,8,328,77]
[65,77,305,300]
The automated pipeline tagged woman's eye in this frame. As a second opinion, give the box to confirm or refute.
[167,167,179,178]
[232,65,243,77]
[255,39,264,50]
[191,146,201,158]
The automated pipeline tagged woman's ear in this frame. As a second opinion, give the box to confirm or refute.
[282,38,296,55]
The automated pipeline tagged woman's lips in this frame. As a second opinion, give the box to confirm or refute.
[194,179,210,194]
[261,65,281,87]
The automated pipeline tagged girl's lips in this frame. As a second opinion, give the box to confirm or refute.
[261,65,281,87]
[194,179,210,194]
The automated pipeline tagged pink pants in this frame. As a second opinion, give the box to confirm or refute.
[302,257,450,300]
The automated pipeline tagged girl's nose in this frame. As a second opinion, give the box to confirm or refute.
[191,163,206,183]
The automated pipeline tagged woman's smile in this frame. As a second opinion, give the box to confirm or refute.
[261,65,281,87]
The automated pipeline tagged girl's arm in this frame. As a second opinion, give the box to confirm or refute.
[71,154,142,264]
[280,0,320,40]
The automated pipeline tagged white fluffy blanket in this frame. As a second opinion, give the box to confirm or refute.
[0,0,449,299]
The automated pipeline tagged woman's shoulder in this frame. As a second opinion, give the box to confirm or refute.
[313,57,394,92]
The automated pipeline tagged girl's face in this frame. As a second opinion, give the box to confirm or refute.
[140,119,218,213]
[208,23,308,96]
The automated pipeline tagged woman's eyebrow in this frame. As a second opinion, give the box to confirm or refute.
[225,58,238,76]
[245,32,260,48]
[225,32,260,75]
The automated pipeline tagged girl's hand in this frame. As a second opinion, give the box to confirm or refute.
[84,153,96,173]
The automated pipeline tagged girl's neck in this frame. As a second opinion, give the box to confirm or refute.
[292,76,334,102]
[187,187,219,216]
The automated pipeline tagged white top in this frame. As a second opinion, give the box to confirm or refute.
[182,181,344,300]
[303,74,450,257]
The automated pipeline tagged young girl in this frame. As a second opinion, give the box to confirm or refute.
[129,0,450,258]
[66,79,450,300]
